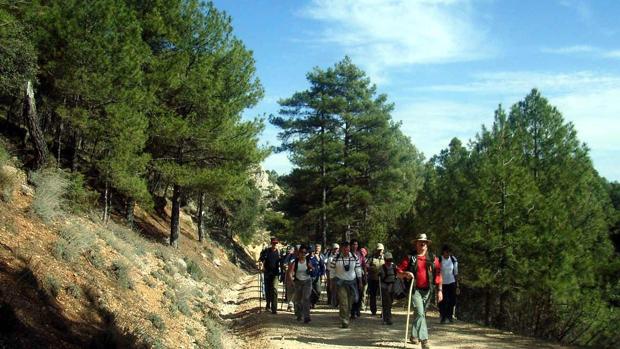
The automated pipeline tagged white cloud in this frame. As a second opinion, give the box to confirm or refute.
[426,71,620,95]
[300,0,493,82]
[412,70,620,179]
[540,45,595,54]
[541,45,620,59]
[558,0,593,23]
[604,50,620,59]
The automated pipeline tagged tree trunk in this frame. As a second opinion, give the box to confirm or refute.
[126,197,135,227]
[71,131,81,172]
[320,124,328,248]
[56,119,63,169]
[197,192,205,242]
[103,181,109,224]
[170,184,181,248]
[484,289,492,326]
[22,80,48,170]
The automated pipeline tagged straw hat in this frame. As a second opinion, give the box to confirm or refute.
[412,233,432,244]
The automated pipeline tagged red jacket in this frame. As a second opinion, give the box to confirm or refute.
[396,254,442,289]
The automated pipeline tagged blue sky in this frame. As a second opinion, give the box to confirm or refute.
[213,0,620,181]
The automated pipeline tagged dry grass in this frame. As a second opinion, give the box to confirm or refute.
[31,169,69,222]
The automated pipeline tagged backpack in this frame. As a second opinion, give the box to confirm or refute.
[439,255,457,275]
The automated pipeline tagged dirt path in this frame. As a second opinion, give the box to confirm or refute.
[224,275,572,349]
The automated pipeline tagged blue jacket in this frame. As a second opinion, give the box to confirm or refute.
[309,253,326,277]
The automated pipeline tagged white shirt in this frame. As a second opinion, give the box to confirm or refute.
[441,255,458,285]
[328,252,362,281]
[292,259,311,281]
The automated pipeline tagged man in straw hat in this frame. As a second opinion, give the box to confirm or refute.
[397,233,442,349]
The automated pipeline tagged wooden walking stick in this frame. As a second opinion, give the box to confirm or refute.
[404,278,415,348]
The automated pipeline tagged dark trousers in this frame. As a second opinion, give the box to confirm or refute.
[381,283,394,322]
[351,282,364,316]
[310,276,322,305]
[438,282,457,320]
[368,280,380,314]
[264,273,278,312]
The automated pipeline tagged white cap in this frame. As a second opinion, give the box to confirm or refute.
[332,243,340,249]
[376,243,384,250]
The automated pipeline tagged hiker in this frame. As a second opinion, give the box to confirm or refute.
[329,241,362,328]
[326,243,340,307]
[350,239,367,318]
[360,247,369,311]
[397,233,442,349]
[438,244,459,324]
[378,252,397,325]
[367,243,385,316]
[259,237,282,314]
[281,245,296,312]
[309,243,326,308]
[287,245,316,323]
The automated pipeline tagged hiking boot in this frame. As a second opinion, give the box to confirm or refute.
[440,318,447,324]
[286,305,293,312]
[341,322,349,328]
[304,318,311,324]
[421,339,430,349]
[448,317,454,323]
[409,336,418,344]
[271,310,277,314]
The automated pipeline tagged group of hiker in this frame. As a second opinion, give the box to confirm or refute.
[258,233,459,349]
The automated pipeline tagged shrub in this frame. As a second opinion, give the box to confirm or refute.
[31,169,69,222]
[199,316,222,349]
[147,313,165,331]
[52,239,76,262]
[185,258,204,281]
[0,144,16,202]
[66,283,82,298]
[85,247,105,268]
[45,275,61,298]
[64,172,98,213]
[53,222,96,262]
[186,327,196,337]
[2,218,18,235]
[110,261,133,289]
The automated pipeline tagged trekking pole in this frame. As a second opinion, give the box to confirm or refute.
[258,272,262,313]
[404,279,415,348]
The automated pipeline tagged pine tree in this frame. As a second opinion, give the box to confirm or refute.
[273,57,423,245]
[138,0,265,247]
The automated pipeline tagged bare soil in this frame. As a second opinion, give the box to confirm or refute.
[224,275,574,349]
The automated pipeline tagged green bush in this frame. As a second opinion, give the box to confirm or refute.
[66,283,82,298]
[31,169,69,222]
[45,275,61,298]
[85,247,105,268]
[53,222,96,262]
[185,258,204,281]
[147,313,166,331]
[64,172,98,213]
[0,143,15,202]
[52,239,77,262]
[199,316,222,349]
[110,260,133,289]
